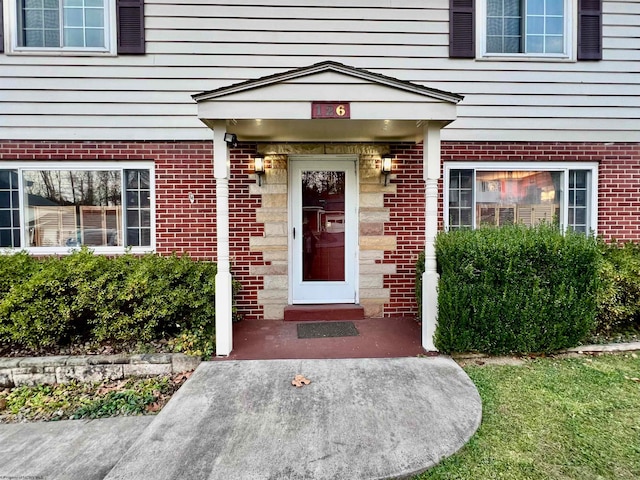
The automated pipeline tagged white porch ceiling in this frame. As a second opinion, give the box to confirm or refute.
[207,119,442,143]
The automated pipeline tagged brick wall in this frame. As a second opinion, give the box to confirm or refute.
[382,143,426,317]
[0,140,268,320]
[3,140,639,322]
[227,144,266,320]
[442,142,640,242]
[0,140,219,258]
[381,141,640,318]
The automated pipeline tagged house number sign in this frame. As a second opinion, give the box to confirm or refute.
[311,102,350,119]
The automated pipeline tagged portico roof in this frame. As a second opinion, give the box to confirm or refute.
[192,61,462,143]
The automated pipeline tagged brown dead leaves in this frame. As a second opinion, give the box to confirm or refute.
[144,371,194,412]
[291,374,311,388]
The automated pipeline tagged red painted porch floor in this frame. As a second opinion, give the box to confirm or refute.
[217,317,429,360]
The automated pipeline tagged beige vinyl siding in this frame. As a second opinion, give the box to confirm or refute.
[0,0,638,141]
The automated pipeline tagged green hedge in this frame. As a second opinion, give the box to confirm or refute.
[433,224,600,354]
[0,249,226,351]
[596,241,640,335]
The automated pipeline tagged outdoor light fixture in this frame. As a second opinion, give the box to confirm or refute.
[224,132,238,148]
[381,154,393,186]
[254,155,265,186]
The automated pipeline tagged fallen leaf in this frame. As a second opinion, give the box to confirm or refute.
[172,371,193,384]
[0,398,6,411]
[97,380,128,395]
[146,402,161,413]
[291,374,311,388]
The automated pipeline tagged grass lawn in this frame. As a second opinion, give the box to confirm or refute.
[416,353,640,480]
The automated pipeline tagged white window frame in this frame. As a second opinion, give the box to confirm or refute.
[4,0,117,55]
[477,0,577,61]
[0,161,155,255]
[443,162,598,234]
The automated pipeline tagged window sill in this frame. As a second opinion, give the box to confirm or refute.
[476,53,576,63]
[5,246,156,256]
[5,48,117,57]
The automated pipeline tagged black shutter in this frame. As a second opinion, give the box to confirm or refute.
[117,0,145,54]
[0,0,4,54]
[449,0,475,58]
[578,0,602,60]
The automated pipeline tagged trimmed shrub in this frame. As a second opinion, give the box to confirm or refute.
[83,253,218,343]
[0,250,110,348]
[0,249,225,351]
[434,224,600,354]
[596,241,640,335]
[0,251,41,298]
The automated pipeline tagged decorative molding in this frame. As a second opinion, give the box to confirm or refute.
[257,143,390,156]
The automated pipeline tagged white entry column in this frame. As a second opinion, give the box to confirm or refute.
[213,120,233,356]
[422,122,441,351]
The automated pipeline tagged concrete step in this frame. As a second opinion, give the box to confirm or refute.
[283,304,365,321]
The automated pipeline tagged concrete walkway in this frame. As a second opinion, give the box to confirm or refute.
[0,357,482,480]
[0,416,153,480]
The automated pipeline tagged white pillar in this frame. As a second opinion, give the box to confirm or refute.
[213,120,233,356]
[422,123,441,352]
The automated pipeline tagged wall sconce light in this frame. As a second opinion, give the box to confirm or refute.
[224,132,238,148]
[254,155,265,186]
[381,154,393,186]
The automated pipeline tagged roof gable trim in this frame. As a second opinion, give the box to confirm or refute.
[192,61,463,104]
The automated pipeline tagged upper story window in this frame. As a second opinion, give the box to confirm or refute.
[15,0,111,51]
[2,0,145,55]
[0,162,154,254]
[449,0,602,61]
[486,0,566,55]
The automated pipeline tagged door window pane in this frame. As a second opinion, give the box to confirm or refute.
[301,171,345,281]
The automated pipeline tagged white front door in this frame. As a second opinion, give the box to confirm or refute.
[290,156,358,304]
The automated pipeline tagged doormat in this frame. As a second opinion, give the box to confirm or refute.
[297,321,359,339]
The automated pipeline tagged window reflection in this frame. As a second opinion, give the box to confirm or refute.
[23,170,122,247]
[475,170,560,227]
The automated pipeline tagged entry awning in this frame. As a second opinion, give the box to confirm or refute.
[192,61,463,143]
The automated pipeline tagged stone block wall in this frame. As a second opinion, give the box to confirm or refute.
[250,154,289,320]
[359,154,397,317]
[0,353,201,388]
[249,144,400,319]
